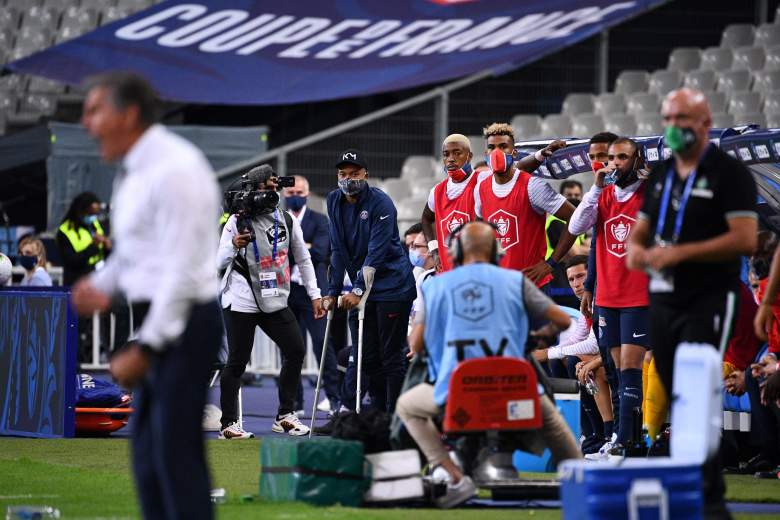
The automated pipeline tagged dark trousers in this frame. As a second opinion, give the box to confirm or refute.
[745,367,780,463]
[649,291,738,512]
[594,305,620,430]
[131,300,222,520]
[289,283,339,407]
[340,300,411,413]
[221,307,305,423]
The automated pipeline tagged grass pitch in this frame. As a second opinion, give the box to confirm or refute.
[0,438,778,519]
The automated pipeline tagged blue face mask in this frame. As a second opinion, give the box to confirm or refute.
[19,255,37,270]
[83,215,98,226]
[408,248,426,268]
[285,195,307,212]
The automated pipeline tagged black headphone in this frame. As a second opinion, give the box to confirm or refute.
[447,221,503,266]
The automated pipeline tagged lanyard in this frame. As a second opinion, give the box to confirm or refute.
[655,166,697,245]
[249,209,280,263]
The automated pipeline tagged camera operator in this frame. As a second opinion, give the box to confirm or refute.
[217,164,324,438]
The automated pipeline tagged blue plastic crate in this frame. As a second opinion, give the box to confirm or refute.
[559,458,702,520]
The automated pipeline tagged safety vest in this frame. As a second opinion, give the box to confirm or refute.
[545,214,584,260]
[422,262,529,406]
[58,220,105,266]
[219,212,230,226]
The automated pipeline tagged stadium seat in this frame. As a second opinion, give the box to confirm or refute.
[636,112,663,136]
[700,47,734,71]
[561,93,595,116]
[0,74,28,92]
[702,90,728,113]
[648,69,682,96]
[765,45,780,70]
[614,70,650,95]
[732,111,766,127]
[82,0,118,9]
[766,111,780,128]
[20,92,57,116]
[102,7,132,24]
[711,112,735,128]
[732,46,766,70]
[21,6,60,31]
[540,114,572,138]
[396,199,426,222]
[763,90,780,113]
[604,113,637,136]
[0,8,21,31]
[572,113,605,138]
[0,29,14,52]
[716,69,753,95]
[117,0,156,9]
[27,76,64,94]
[626,92,660,115]
[720,24,756,49]
[593,92,627,115]
[401,155,438,180]
[752,70,780,94]
[11,31,52,61]
[382,178,412,202]
[667,47,702,72]
[510,114,543,139]
[755,23,780,48]
[467,134,486,157]
[0,90,19,114]
[684,69,718,91]
[410,176,440,198]
[727,91,763,115]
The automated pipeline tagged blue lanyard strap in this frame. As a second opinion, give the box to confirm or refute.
[272,209,279,261]
[655,166,697,244]
[249,210,280,264]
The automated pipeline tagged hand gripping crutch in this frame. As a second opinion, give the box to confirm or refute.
[355,266,376,414]
[308,295,341,438]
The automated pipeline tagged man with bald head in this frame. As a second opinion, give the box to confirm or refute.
[422,132,566,272]
[398,221,580,508]
[628,88,757,517]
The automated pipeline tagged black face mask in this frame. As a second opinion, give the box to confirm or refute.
[615,156,641,188]
[566,197,581,208]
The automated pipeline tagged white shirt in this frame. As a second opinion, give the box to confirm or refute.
[474,171,566,218]
[547,313,599,360]
[289,206,307,285]
[568,180,643,236]
[90,124,220,350]
[426,171,492,211]
[216,212,321,313]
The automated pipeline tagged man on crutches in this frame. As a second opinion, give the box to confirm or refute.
[313,150,417,435]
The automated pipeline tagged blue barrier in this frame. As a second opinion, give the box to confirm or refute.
[0,288,78,438]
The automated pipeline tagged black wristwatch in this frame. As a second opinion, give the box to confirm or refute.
[545,258,559,269]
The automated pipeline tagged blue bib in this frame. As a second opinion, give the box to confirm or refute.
[422,263,529,406]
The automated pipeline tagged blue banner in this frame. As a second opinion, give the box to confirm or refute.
[5,0,665,105]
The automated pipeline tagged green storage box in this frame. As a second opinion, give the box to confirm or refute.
[260,437,370,506]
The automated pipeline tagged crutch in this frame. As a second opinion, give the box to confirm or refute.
[355,266,376,414]
[309,295,341,438]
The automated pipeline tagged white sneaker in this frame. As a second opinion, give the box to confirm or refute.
[294,409,305,418]
[218,422,254,440]
[272,412,310,436]
[316,398,331,413]
[431,465,452,484]
[584,440,614,461]
[435,476,476,509]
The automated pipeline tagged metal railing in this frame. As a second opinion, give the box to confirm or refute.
[80,310,327,378]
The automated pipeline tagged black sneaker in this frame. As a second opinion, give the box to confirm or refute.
[312,411,344,436]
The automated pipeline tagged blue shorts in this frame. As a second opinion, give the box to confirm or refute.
[597,306,650,349]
